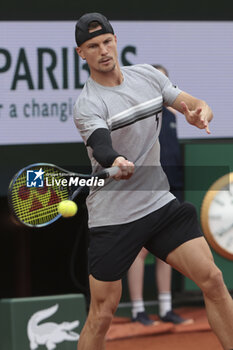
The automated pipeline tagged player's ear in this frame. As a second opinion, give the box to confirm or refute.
[76,47,86,60]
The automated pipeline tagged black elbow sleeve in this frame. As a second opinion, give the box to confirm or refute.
[87,128,123,168]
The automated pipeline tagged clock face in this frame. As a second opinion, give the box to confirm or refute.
[201,173,233,260]
[208,183,233,255]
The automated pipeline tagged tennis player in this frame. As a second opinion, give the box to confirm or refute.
[73,13,233,350]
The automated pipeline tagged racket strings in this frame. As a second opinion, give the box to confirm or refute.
[10,166,69,226]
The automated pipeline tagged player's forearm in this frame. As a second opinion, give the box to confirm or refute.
[87,128,125,168]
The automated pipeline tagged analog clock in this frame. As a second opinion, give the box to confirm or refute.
[201,172,233,260]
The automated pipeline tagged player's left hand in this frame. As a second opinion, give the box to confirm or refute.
[180,101,211,134]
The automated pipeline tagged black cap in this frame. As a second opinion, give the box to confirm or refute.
[75,13,114,46]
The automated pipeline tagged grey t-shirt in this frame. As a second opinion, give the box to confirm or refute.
[74,64,182,227]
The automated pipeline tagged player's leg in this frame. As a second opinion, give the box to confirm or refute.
[166,236,233,350]
[77,274,122,350]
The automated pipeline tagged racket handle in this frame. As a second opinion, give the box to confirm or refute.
[92,166,120,179]
[105,166,120,178]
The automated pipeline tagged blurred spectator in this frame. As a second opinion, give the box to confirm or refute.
[127,65,191,325]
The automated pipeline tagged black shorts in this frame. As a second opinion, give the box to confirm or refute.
[88,199,203,281]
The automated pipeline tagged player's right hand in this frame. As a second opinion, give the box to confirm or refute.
[112,156,135,180]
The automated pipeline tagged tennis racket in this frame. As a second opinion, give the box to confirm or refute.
[8,163,119,228]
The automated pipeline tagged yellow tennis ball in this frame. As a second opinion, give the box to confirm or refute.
[58,200,78,217]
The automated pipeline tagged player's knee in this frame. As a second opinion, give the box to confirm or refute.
[88,296,119,335]
[91,309,114,335]
[201,265,225,300]
[98,311,113,333]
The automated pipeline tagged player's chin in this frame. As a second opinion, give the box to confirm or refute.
[99,62,115,73]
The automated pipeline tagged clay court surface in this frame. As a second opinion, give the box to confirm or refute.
[106,307,222,350]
